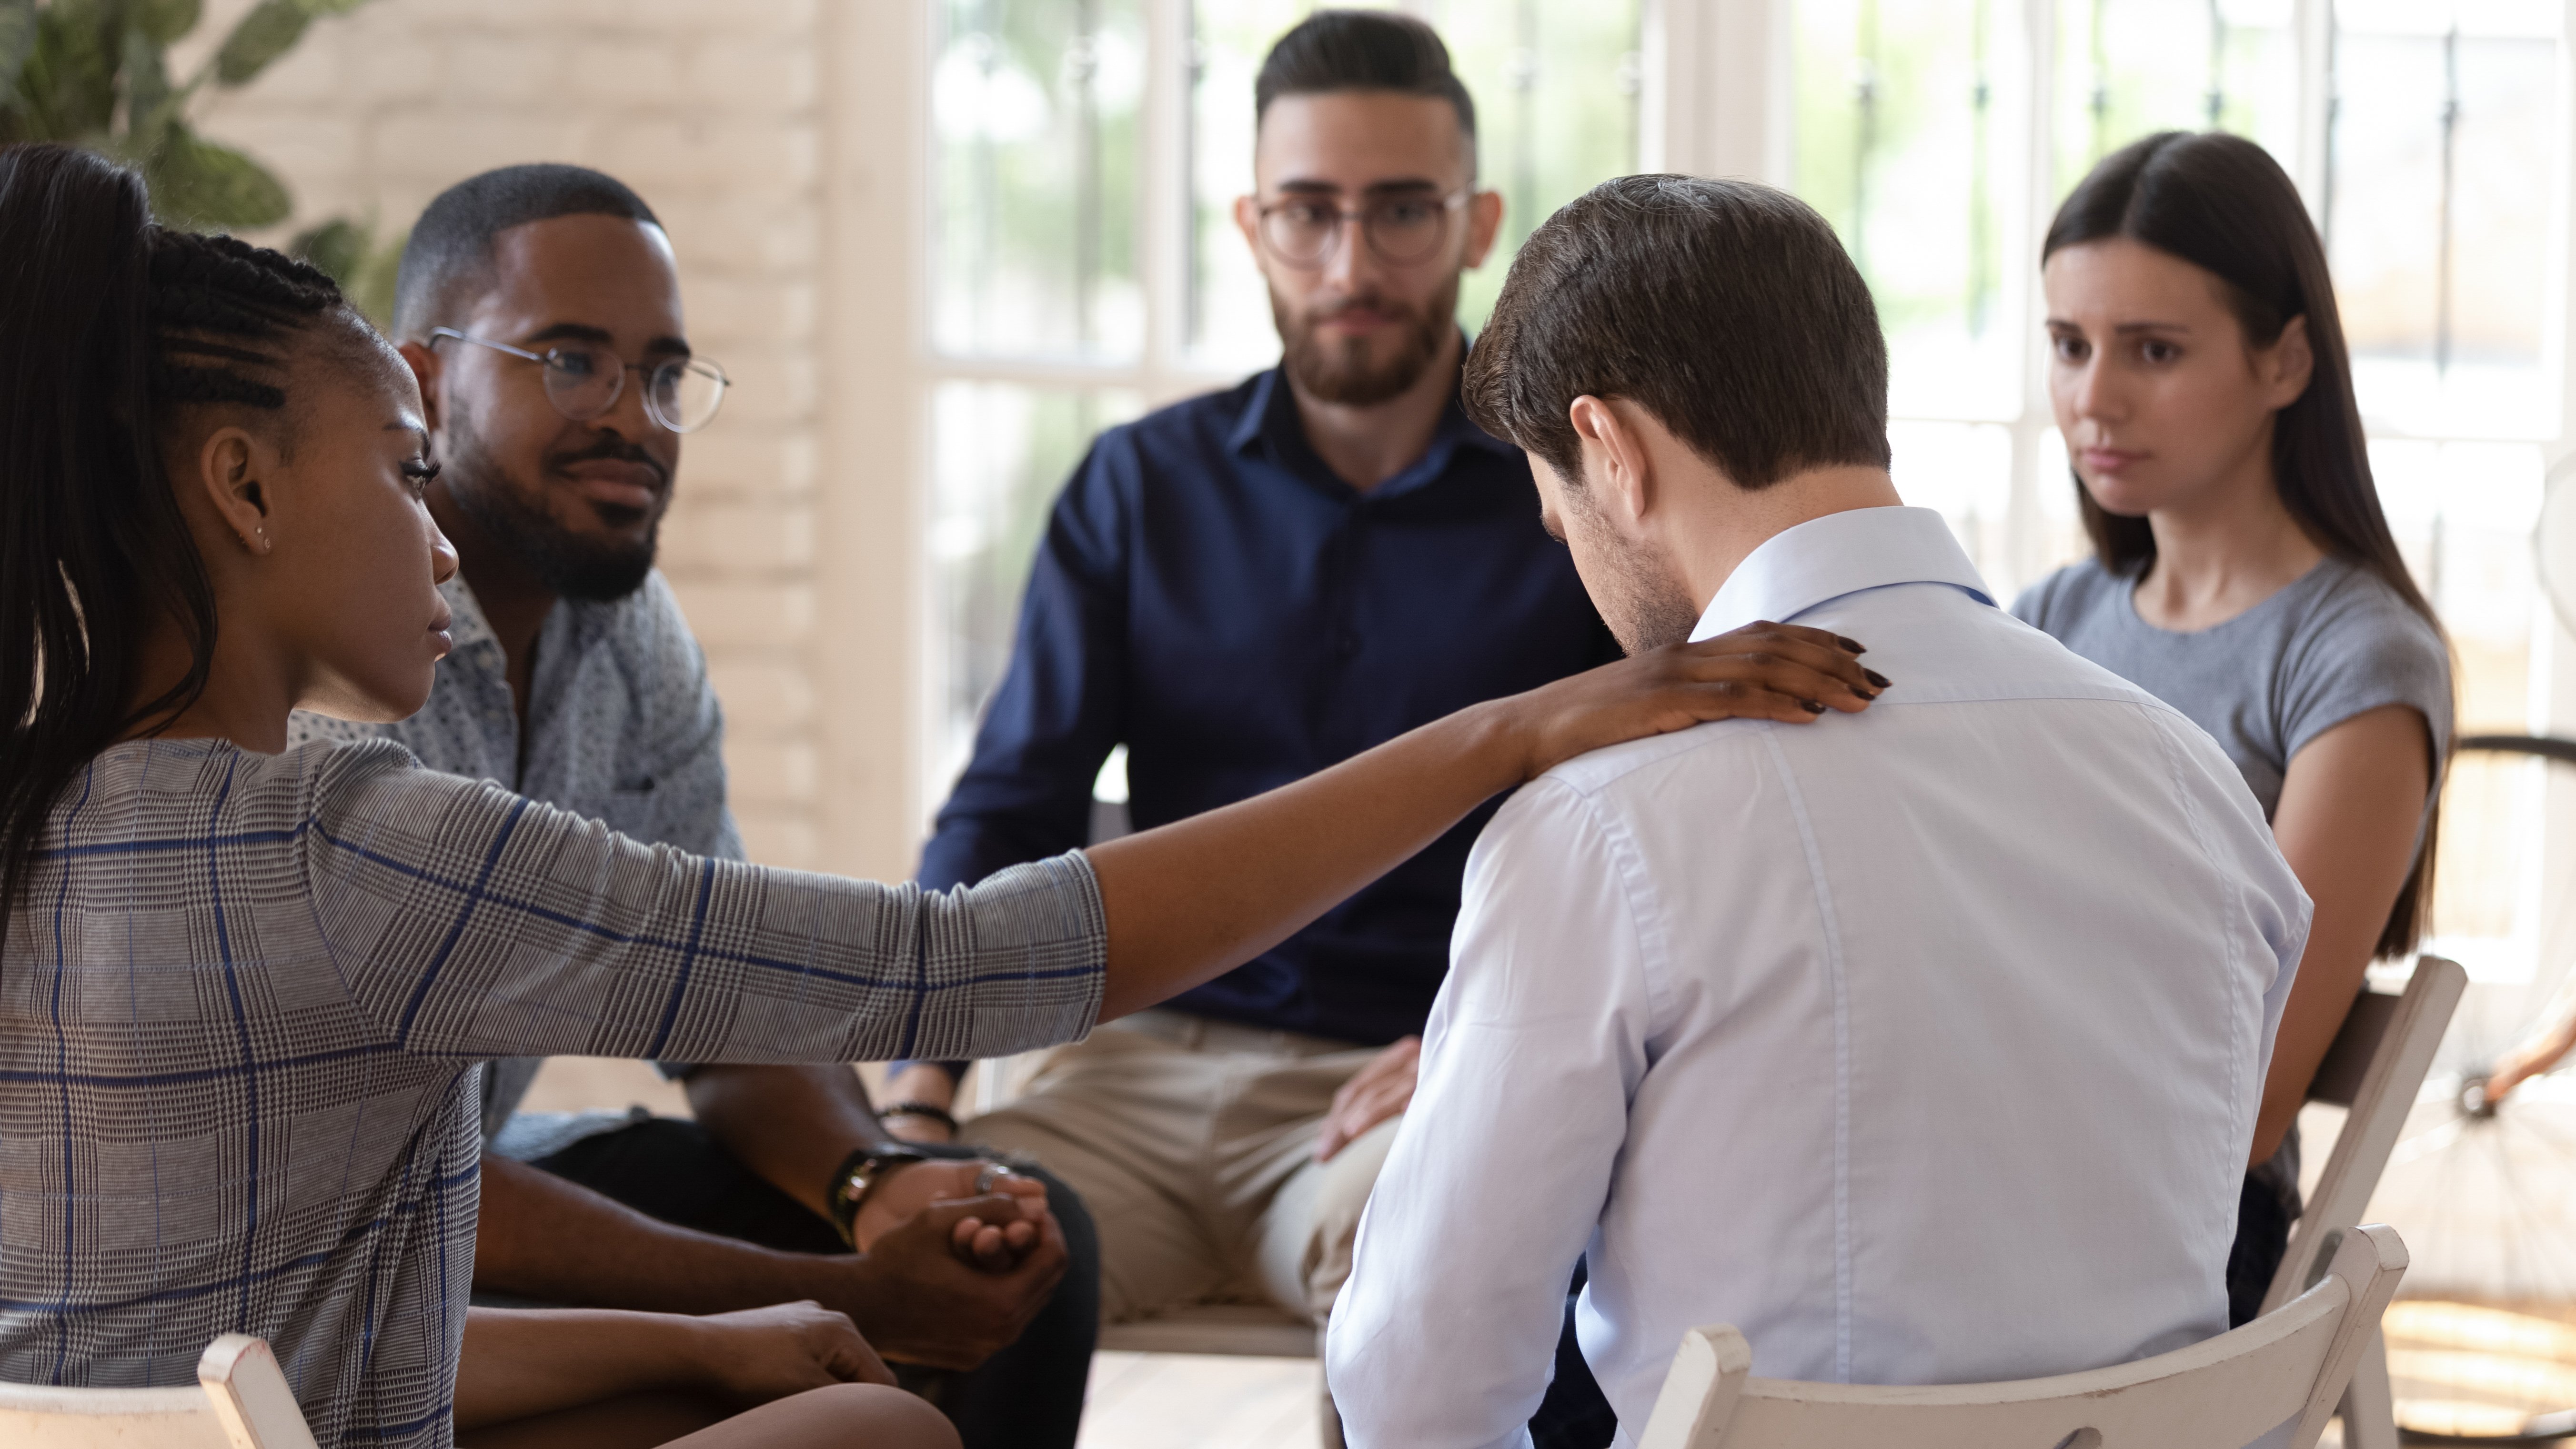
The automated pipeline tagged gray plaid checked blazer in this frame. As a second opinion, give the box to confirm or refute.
[0,735,1106,1448]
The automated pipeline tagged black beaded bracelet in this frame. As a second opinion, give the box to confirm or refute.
[876,1100,960,1134]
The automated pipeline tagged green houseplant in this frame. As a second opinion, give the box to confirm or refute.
[0,0,399,317]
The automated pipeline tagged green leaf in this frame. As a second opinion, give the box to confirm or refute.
[147,125,292,230]
[0,1,36,102]
[11,3,122,140]
[130,0,202,47]
[121,28,172,131]
[290,216,366,282]
[212,0,309,87]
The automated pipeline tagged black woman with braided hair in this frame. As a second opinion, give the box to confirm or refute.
[0,141,1885,1449]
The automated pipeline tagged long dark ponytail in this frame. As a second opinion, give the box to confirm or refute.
[2044,131,2448,959]
[0,142,346,933]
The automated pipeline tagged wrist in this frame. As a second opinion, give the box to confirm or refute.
[876,1100,958,1137]
[1456,696,1538,789]
[826,1143,935,1246]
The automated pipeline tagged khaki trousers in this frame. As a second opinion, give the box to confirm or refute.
[963,1009,1402,1328]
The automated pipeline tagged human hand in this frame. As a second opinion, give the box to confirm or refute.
[1489,622,1882,783]
[825,1197,1071,1370]
[853,1159,1049,1270]
[879,1065,961,1144]
[1317,1037,1419,1162]
[689,1300,896,1405]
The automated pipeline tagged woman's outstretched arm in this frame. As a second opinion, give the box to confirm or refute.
[310,623,1870,1068]
[1088,621,1877,1018]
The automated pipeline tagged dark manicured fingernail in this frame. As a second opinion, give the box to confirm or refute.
[1801,699,1827,714]
[1864,669,1891,688]
[1837,635,1865,653]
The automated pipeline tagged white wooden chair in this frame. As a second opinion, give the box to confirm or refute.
[0,1334,320,1449]
[2256,954,2468,1449]
[1638,1221,2409,1449]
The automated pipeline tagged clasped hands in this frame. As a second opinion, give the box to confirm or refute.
[827,1154,1068,1370]
[851,1156,1050,1268]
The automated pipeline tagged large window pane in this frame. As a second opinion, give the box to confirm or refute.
[1427,0,1645,330]
[1187,0,1642,370]
[2330,1,2561,435]
[1890,421,2014,584]
[1797,0,2034,419]
[932,0,1147,360]
[1188,0,1322,372]
[2053,0,2298,195]
[2373,439,2545,977]
[926,384,1144,807]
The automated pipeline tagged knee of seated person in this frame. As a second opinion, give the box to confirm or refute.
[772,1382,961,1449]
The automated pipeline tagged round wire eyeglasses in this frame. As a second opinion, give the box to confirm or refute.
[428,328,731,434]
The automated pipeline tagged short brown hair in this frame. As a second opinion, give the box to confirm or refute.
[1255,10,1474,145]
[1465,174,1890,488]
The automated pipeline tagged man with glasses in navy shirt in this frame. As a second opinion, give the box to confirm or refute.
[883,12,1620,1416]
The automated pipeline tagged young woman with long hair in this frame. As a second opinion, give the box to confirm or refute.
[0,141,1882,1448]
[2013,131,2453,1326]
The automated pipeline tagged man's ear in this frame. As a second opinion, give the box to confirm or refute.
[2263,314,2314,412]
[1462,189,1504,269]
[398,340,444,434]
[1233,194,1265,265]
[191,425,276,556]
[1566,394,1653,527]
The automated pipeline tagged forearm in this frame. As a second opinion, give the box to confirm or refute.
[473,1153,820,1313]
[455,1308,709,1429]
[687,1065,889,1220]
[1089,701,1524,1019]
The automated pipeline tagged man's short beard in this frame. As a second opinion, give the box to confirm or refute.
[441,409,663,604]
[1275,269,1459,407]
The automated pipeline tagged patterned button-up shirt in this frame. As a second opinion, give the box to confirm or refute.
[0,737,1105,1448]
[290,571,741,1142]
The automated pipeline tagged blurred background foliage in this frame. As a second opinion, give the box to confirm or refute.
[0,0,402,321]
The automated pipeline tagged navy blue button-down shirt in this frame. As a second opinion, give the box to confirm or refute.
[917,362,1621,1045]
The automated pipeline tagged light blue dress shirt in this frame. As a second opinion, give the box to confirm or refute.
[1327,506,2311,1449]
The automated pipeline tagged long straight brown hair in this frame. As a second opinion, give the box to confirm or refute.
[2044,130,2448,959]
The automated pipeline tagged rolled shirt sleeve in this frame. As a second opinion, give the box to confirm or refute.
[1327,778,1650,1449]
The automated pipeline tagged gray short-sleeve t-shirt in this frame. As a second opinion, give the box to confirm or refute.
[2012,556,2452,819]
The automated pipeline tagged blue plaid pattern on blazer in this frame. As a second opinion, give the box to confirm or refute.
[0,736,1105,1447]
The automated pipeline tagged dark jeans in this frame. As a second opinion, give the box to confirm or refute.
[2228,1167,2295,1328]
[530,1118,1100,1449]
[1528,1262,1617,1449]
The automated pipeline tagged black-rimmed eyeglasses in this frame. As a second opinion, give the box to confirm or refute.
[1252,188,1473,269]
[428,328,731,434]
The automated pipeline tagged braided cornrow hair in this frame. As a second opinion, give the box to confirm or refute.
[149,229,345,409]
[0,142,354,935]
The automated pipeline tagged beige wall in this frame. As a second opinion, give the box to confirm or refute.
[192,0,927,880]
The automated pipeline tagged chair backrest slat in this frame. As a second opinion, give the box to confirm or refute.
[1642,1225,2409,1449]
[2262,957,2465,1317]
[0,1335,315,1449]
[2305,990,2399,1108]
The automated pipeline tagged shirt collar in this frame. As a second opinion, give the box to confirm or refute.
[1688,505,1995,642]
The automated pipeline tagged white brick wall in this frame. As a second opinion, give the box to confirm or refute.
[192,0,860,871]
